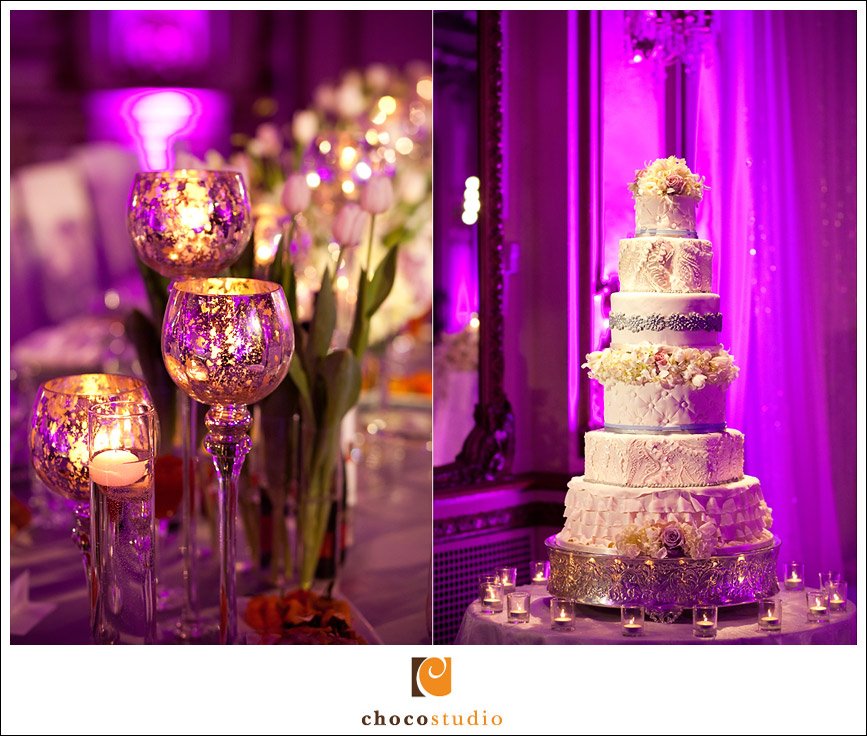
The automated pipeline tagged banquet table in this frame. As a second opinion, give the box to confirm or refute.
[456,585,856,645]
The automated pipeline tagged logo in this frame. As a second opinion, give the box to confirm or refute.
[411,657,451,697]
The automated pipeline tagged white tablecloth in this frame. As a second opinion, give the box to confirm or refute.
[456,585,856,645]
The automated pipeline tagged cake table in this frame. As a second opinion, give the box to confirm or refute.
[455,585,855,645]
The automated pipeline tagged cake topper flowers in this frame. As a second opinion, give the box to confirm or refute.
[628,156,708,201]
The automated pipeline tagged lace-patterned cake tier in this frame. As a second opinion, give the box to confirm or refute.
[619,237,713,293]
[546,535,781,612]
[585,428,744,487]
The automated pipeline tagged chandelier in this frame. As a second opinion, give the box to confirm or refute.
[625,10,714,72]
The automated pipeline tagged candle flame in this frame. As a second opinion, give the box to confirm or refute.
[560,608,567,619]
[629,617,635,625]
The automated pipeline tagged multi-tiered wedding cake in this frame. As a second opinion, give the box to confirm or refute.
[548,157,778,611]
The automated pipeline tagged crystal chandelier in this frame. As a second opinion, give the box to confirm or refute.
[625,10,714,72]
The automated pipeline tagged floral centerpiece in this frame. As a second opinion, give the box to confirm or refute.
[130,62,432,593]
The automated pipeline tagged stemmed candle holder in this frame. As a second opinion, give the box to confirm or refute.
[128,169,252,640]
[29,374,152,640]
[162,277,293,644]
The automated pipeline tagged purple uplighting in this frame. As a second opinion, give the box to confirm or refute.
[88,87,228,170]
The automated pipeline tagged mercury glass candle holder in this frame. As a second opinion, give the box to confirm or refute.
[128,168,253,641]
[162,277,293,644]
[478,576,504,614]
[29,374,153,637]
[621,605,645,637]
[783,561,804,591]
[128,169,252,279]
[495,566,517,595]
[828,581,847,613]
[806,589,831,623]
[757,597,783,631]
[507,591,531,624]
[550,598,575,631]
[88,401,159,644]
[530,560,550,585]
[692,605,718,639]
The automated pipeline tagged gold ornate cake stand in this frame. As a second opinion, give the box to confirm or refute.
[546,535,781,622]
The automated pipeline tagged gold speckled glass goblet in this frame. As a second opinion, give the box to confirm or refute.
[162,278,293,644]
[128,168,252,640]
[29,374,153,637]
[127,169,252,279]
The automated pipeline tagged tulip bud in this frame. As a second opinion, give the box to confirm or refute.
[291,110,319,147]
[332,203,367,248]
[360,173,395,214]
[255,123,282,158]
[281,173,311,215]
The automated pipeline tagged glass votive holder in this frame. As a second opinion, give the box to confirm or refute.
[550,598,575,631]
[828,581,848,613]
[496,566,517,595]
[692,605,718,639]
[478,577,504,614]
[530,560,550,585]
[819,570,842,592]
[783,561,804,591]
[507,591,530,624]
[621,605,644,637]
[806,589,831,623]
[757,597,782,632]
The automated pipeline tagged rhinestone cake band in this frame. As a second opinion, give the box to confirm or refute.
[634,228,699,238]
[609,311,723,333]
[604,422,727,434]
[546,534,780,616]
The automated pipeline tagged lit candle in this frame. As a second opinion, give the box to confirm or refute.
[760,610,780,627]
[696,617,715,631]
[623,617,642,635]
[90,449,147,488]
[553,608,570,623]
[809,605,828,615]
[829,593,844,611]
[483,586,498,605]
[784,574,802,590]
[532,573,547,583]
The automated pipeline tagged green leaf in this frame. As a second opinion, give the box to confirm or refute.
[287,350,314,421]
[281,255,298,326]
[347,268,370,360]
[228,228,255,278]
[366,245,399,317]
[307,268,336,360]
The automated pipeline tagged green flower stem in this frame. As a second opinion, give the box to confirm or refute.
[331,246,346,287]
[364,214,377,281]
[283,217,297,276]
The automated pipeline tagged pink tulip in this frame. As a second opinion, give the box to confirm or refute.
[360,173,395,214]
[332,203,367,247]
[281,173,311,215]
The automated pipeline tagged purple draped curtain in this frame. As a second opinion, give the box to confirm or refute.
[693,10,857,584]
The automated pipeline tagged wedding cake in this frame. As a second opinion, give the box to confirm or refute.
[552,158,776,591]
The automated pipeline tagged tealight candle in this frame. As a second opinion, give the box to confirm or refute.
[757,597,782,632]
[550,598,574,631]
[783,561,804,591]
[496,566,517,594]
[621,605,644,637]
[507,592,530,624]
[478,577,503,614]
[692,605,718,639]
[828,581,847,613]
[806,589,830,623]
[530,560,550,585]
[89,449,148,488]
